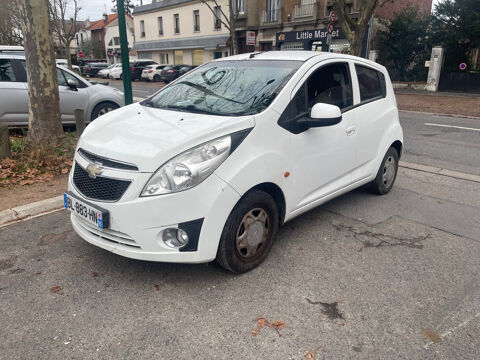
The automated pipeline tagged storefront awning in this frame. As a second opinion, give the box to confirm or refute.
[132,35,230,52]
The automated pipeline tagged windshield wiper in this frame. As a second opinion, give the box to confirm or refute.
[166,104,225,116]
[175,81,243,104]
[140,99,158,108]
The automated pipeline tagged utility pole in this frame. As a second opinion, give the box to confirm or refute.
[117,0,133,105]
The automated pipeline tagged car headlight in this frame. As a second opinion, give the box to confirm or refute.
[141,134,237,197]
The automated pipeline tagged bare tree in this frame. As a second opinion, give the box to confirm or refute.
[48,0,81,69]
[111,0,136,15]
[0,0,23,45]
[16,0,63,149]
[201,0,238,55]
[333,0,392,56]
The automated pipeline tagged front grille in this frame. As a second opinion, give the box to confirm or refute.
[73,162,131,202]
[78,148,138,171]
[76,216,140,248]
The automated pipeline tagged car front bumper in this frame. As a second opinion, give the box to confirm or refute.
[68,157,240,263]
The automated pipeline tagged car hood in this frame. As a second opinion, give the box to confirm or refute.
[77,102,255,172]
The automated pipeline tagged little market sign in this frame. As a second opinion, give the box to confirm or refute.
[277,28,345,43]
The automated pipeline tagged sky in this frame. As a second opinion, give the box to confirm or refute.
[75,0,441,21]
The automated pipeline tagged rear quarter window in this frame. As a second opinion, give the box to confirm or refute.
[355,64,386,102]
[0,59,17,81]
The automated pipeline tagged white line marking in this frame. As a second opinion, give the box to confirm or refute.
[424,123,480,132]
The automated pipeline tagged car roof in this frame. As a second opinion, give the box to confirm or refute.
[216,50,368,63]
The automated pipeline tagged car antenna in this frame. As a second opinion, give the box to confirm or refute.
[249,51,262,59]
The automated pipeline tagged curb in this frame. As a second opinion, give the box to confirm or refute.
[399,110,480,120]
[399,161,480,183]
[0,196,64,228]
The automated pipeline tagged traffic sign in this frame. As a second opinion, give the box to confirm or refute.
[329,11,337,23]
[246,31,256,46]
[78,51,84,58]
[459,62,467,71]
[327,23,334,34]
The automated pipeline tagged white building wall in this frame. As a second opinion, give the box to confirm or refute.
[104,17,135,64]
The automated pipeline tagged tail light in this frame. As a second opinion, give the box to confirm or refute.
[131,66,136,71]
[167,70,174,74]
[86,67,91,71]
[148,70,153,73]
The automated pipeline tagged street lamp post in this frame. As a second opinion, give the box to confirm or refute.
[117,0,133,105]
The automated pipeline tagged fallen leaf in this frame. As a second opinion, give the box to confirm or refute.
[271,320,286,330]
[252,318,268,336]
[252,318,286,336]
[154,284,160,291]
[92,272,102,277]
[422,329,441,344]
[51,285,64,295]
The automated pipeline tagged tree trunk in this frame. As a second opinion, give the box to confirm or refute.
[66,43,73,70]
[17,0,63,148]
[349,26,367,57]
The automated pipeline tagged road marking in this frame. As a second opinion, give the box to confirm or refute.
[424,123,480,132]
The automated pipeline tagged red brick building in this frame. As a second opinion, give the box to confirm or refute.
[375,0,433,20]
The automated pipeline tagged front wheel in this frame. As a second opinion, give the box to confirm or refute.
[153,74,160,82]
[91,101,119,120]
[216,190,278,273]
[369,147,399,195]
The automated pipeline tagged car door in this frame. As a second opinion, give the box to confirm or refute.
[0,58,29,125]
[279,61,358,211]
[350,63,389,181]
[56,68,89,123]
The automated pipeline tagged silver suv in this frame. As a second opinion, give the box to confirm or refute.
[0,52,125,126]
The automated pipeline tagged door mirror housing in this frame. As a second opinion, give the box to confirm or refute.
[299,103,342,128]
[67,78,78,91]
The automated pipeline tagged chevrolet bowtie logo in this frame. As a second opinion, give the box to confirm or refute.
[86,163,103,179]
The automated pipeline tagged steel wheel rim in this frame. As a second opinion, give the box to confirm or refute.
[98,107,114,116]
[382,156,396,188]
[235,208,270,261]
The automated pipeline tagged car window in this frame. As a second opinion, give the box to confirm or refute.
[0,59,17,82]
[62,69,85,88]
[56,68,67,86]
[307,62,353,110]
[355,64,386,102]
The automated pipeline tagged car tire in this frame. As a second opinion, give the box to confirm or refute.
[216,189,279,273]
[153,75,160,82]
[91,101,119,120]
[119,74,123,80]
[369,147,399,195]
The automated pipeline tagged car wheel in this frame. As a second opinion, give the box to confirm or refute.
[119,74,123,80]
[216,189,279,273]
[91,101,119,120]
[370,147,399,195]
[153,75,160,82]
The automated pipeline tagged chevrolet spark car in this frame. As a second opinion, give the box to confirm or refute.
[65,51,403,273]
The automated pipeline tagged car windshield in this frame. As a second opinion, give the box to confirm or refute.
[144,60,301,116]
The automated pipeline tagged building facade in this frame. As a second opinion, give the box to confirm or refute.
[104,15,135,64]
[132,0,231,65]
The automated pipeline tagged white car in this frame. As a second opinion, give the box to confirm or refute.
[0,53,125,125]
[65,51,403,273]
[147,65,169,82]
[98,64,120,79]
[109,63,130,80]
[141,65,156,81]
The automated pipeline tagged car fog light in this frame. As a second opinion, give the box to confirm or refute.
[162,228,189,248]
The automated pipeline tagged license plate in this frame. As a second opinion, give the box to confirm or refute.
[64,191,109,229]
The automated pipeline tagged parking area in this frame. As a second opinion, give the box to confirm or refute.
[1,165,479,359]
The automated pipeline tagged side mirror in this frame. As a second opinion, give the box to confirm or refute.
[299,103,342,128]
[67,78,78,91]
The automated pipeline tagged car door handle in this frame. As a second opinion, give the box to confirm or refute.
[346,126,356,136]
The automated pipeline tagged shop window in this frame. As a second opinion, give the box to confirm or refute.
[160,53,169,64]
[214,52,222,59]
[192,50,203,65]
[174,50,183,64]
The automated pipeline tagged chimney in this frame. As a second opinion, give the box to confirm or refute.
[103,13,108,24]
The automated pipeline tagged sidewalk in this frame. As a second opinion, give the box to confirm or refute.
[395,89,480,118]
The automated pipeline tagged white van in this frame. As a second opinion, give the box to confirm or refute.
[65,51,403,273]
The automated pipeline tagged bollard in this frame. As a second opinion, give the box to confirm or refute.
[74,109,86,136]
[0,124,11,160]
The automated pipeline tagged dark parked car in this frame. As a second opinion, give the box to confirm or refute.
[160,65,186,83]
[179,65,197,76]
[130,60,157,81]
[82,62,108,77]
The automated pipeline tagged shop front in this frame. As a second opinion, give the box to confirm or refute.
[276,28,349,53]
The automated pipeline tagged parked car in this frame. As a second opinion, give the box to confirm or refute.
[179,65,197,76]
[147,65,169,82]
[159,65,185,83]
[141,65,157,81]
[130,60,157,81]
[65,51,403,273]
[82,63,109,77]
[98,64,121,79]
[109,63,132,80]
[0,53,124,125]
[55,59,81,74]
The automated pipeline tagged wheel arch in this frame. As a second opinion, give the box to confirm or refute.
[90,100,120,121]
[249,182,286,226]
[391,140,403,159]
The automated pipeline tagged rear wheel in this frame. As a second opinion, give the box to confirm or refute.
[369,147,399,195]
[153,74,160,82]
[119,74,123,80]
[91,101,119,120]
[216,190,278,273]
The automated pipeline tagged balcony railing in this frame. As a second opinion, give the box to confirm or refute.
[294,1,317,19]
[261,8,281,24]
